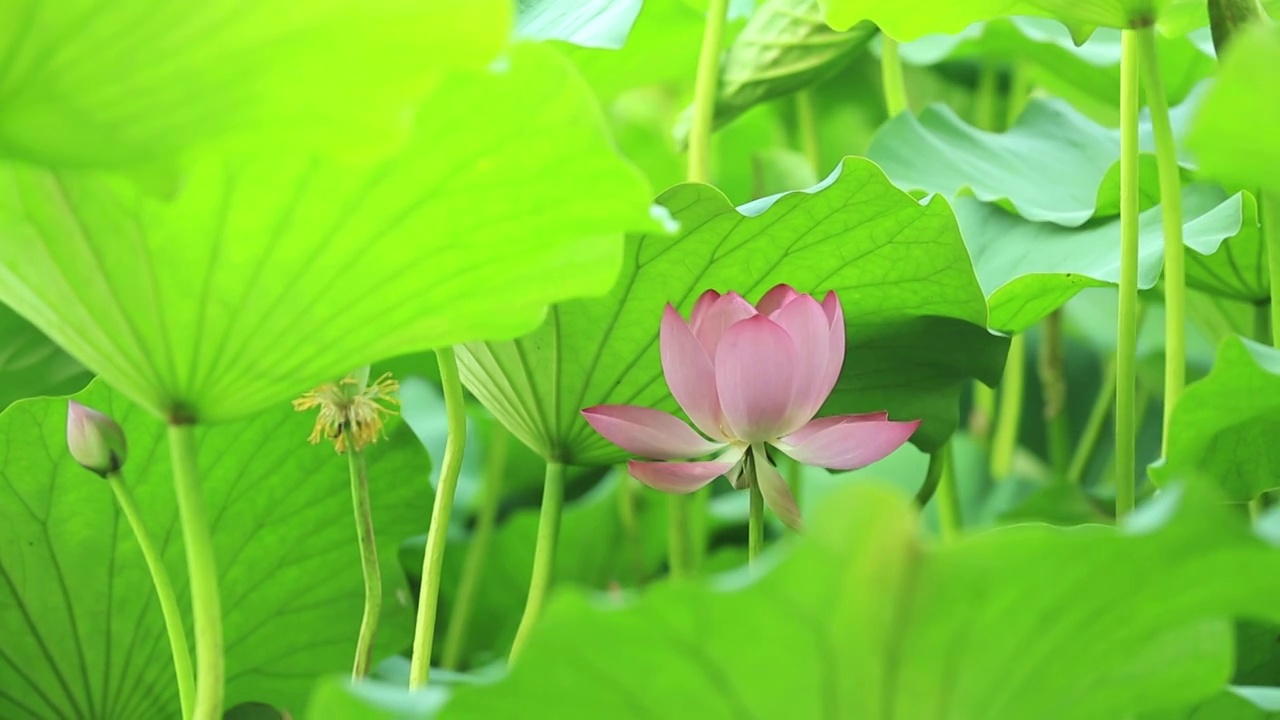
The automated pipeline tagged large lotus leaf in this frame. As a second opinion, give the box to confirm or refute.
[0,1,506,172]
[866,92,1199,227]
[0,43,655,425]
[1189,24,1280,192]
[1153,336,1280,501]
[894,18,1214,124]
[1143,687,1280,719]
[0,303,89,411]
[440,480,1280,718]
[456,158,1008,464]
[398,471,670,669]
[516,0,644,48]
[821,0,1212,39]
[0,380,431,718]
[954,185,1256,332]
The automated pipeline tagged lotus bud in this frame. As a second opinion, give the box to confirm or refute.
[66,400,128,477]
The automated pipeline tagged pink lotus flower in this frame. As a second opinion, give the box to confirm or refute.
[582,284,920,529]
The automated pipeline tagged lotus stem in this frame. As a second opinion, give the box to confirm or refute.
[509,460,566,665]
[408,347,468,689]
[1115,29,1142,519]
[167,424,223,720]
[108,471,194,719]
[441,423,509,670]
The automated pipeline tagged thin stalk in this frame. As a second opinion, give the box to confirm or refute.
[936,442,963,541]
[618,470,644,587]
[786,454,804,509]
[346,448,380,679]
[1006,61,1031,128]
[689,488,709,572]
[1257,300,1273,348]
[1067,357,1118,486]
[408,347,468,689]
[666,495,691,579]
[686,0,730,183]
[1263,191,1280,345]
[974,61,1000,131]
[915,449,946,508]
[1116,29,1142,519]
[1250,495,1265,521]
[748,474,764,565]
[794,89,821,174]
[509,461,566,665]
[990,333,1027,478]
[1134,25,1185,451]
[968,382,996,447]
[441,424,509,670]
[108,472,194,719]
[879,37,909,117]
[1038,310,1072,484]
[167,424,222,720]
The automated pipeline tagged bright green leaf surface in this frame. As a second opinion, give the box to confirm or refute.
[442,481,1280,718]
[1154,336,1280,501]
[954,186,1255,332]
[821,0,1205,39]
[516,0,643,48]
[457,159,1007,463]
[0,381,431,718]
[0,1,507,172]
[1189,24,1280,191]
[0,303,89,411]
[0,43,655,424]
[866,94,1199,227]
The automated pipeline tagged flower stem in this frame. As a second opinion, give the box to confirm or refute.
[1115,29,1142,519]
[408,347,468,689]
[1263,191,1280,345]
[936,442,962,541]
[794,89,821,174]
[167,424,222,720]
[748,455,764,566]
[346,448,380,679]
[1067,356,1118,486]
[687,0,730,183]
[973,61,1000,131]
[509,460,565,665]
[990,333,1026,478]
[1038,310,1071,484]
[1134,24,1185,453]
[915,449,946,508]
[666,495,691,579]
[879,36,909,117]
[108,471,194,719]
[441,423,509,670]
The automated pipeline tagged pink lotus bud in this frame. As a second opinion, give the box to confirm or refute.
[66,400,128,477]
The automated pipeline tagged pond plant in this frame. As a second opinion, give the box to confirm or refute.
[2,0,1280,718]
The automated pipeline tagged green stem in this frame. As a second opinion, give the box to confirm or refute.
[794,89,821,174]
[441,423,508,670]
[974,61,1000,131]
[879,36,909,117]
[990,333,1027,478]
[408,347,468,689]
[687,0,730,183]
[1006,61,1031,128]
[346,448,380,679]
[748,481,764,564]
[509,461,566,665]
[167,424,222,720]
[689,487,709,572]
[108,472,194,719]
[1067,356,1118,486]
[1038,310,1072,484]
[915,448,946,508]
[618,470,644,587]
[1116,29,1142,519]
[936,442,963,541]
[1263,191,1280,346]
[969,381,996,447]
[786,454,804,509]
[1134,24,1185,453]
[666,494,691,580]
